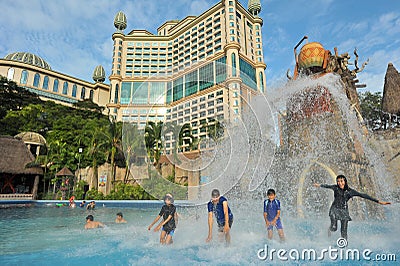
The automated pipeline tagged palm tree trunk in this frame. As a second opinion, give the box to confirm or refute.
[92,159,98,190]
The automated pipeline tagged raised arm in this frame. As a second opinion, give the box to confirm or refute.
[314,183,336,190]
[350,189,391,205]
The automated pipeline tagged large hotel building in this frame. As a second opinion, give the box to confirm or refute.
[107,0,266,152]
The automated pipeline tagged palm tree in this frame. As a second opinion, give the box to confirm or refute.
[87,128,108,190]
[163,122,196,163]
[47,140,68,195]
[104,117,123,190]
[122,123,146,183]
[206,119,225,143]
[145,121,163,173]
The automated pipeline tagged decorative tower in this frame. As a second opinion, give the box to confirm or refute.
[114,11,127,32]
[92,65,105,83]
[248,0,261,17]
[109,11,127,119]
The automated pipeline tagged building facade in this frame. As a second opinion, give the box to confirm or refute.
[107,0,266,152]
[0,52,110,110]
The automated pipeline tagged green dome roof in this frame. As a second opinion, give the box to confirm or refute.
[4,52,51,70]
[248,0,261,16]
[114,11,127,31]
[93,65,105,83]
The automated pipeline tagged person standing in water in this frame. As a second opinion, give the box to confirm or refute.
[314,175,390,240]
[263,189,285,242]
[148,194,176,245]
[206,189,233,245]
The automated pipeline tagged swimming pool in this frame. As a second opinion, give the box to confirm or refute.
[0,202,399,265]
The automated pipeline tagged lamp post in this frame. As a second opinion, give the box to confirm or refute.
[78,147,83,181]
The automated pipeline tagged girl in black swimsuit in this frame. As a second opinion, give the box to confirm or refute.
[314,175,390,240]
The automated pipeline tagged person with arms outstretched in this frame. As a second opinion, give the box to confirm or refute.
[314,174,390,240]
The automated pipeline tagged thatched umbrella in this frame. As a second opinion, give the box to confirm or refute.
[382,63,400,115]
[55,167,74,200]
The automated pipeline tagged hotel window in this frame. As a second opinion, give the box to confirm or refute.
[229,15,234,20]
[114,84,119,103]
[259,72,264,92]
[72,84,77,97]
[208,109,214,115]
[229,8,234,12]
[230,22,234,27]
[53,79,59,92]
[81,87,86,99]
[239,57,257,89]
[42,76,49,90]
[230,37,235,41]
[20,70,28,84]
[200,111,206,117]
[7,68,15,80]
[230,29,235,34]
[62,81,68,95]
[33,73,40,87]
[229,0,233,5]
[231,53,237,77]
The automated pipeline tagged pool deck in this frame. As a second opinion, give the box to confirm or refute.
[0,199,195,208]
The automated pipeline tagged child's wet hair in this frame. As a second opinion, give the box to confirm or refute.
[266,189,276,196]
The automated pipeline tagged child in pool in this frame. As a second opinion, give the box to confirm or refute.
[263,189,285,242]
[206,189,233,245]
[148,194,176,245]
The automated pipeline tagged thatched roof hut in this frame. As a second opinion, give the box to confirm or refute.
[0,136,43,198]
[0,136,42,175]
[382,63,400,115]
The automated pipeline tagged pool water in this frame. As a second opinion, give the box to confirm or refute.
[0,202,399,265]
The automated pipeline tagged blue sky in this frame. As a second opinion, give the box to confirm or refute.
[0,0,399,93]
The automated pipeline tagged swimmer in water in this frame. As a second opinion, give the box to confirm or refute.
[84,215,104,229]
[115,212,127,223]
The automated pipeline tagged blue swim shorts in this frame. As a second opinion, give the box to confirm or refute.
[267,218,283,230]
[162,228,174,236]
